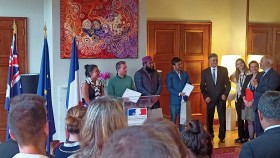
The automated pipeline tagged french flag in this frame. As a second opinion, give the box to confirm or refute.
[66,37,81,109]
[128,108,147,116]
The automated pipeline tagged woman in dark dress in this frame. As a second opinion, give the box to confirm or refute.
[81,64,104,106]
[54,105,87,158]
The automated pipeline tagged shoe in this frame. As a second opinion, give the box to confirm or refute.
[219,139,225,143]
[239,138,248,143]
[234,137,241,143]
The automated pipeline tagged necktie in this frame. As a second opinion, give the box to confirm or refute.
[212,68,216,84]
[178,72,181,80]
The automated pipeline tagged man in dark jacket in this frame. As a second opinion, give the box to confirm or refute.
[134,56,162,109]
[240,91,280,158]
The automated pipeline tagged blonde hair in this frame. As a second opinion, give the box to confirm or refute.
[234,58,249,82]
[74,96,127,158]
[66,105,87,134]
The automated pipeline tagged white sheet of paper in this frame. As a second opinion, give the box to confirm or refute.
[122,88,142,103]
[182,83,194,96]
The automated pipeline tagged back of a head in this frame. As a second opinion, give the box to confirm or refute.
[77,96,127,157]
[100,126,181,158]
[258,91,280,120]
[66,105,87,134]
[181,120,213,158]
[143,118,188,158]
[9,94,47,147]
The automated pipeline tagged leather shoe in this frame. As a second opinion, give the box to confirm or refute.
[219,139,225,143]
[234,137,241,143]
[239,138,247,143]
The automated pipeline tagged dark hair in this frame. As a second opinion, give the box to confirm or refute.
[66,105,87,134]
[258,91,280,120]
[143,118,188,158]
[9,94,47,146]
[171,57,182,65]
[181,120,213,157]
[115,61,126,72]
[84,64,98,77]
[208,53,218,60]
[249,60,259,68]
[100,126,181,158]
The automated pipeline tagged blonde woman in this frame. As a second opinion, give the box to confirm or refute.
[230,58,250,143]
[54,105,87,158]
[71,96,127,158]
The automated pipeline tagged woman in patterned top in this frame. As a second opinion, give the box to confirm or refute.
[82,64,104,105]
[230,58,250,143]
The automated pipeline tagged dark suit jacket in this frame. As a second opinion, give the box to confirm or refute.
[200,66,231,102]
[167,70,191,105]
[239,126,280,158]
[253,68,280,111]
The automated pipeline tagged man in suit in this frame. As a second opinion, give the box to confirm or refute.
[251,55,280,137]
[200,53,231,143]
[167,57,191,131]
[239,91,280,157]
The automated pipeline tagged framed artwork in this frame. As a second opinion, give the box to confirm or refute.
[60,0,138,59]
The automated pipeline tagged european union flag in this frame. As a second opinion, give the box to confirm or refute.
[5,32,22,140]
[37,36,56,153]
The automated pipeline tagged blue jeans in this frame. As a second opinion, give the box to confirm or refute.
[170,104,185,132]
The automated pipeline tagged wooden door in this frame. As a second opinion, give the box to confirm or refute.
[273,27,280,73]
[180,23,210,122]
[147,21,211,123]
[0,17,28,142]
[147,22,180,117]
[247,24,273,55]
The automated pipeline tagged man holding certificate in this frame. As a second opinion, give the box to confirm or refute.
[167,57,192,132]
[200,53,231,143]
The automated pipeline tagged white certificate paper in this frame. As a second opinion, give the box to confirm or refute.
[182,83,194,96]
[122,88,142,103]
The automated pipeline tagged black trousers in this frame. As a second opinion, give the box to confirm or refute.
[206,98,226,139]
[235,96,249,139]
[254,109,264,137]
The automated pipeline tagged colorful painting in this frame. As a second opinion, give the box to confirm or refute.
[60,0,138,58]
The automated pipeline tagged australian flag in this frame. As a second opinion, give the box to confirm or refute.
[37,36,56,152]
[5,33,22,140]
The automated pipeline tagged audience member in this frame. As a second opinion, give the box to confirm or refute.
[143,118,188,158]
[8,94,49,158]
[82,64,104,105]
[54,105,87,158]
[240,91,280,157]
[71,96,127,158]
[251,55,280,136]
[241,60,261,140]
[200,53,231,143]
[0,138,19,158]
[100,126,181,158]
[108,61,134,97]
[181,120,213,158]
[134,56,162,109]
[166,57,192,131]
[230,58,250,143]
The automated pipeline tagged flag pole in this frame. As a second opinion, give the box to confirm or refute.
[43,22,47,37]
[13,20,17,34]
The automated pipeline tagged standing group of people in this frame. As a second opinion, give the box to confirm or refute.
[81,53,280,144]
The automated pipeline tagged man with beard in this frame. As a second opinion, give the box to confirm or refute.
[134,56,162,109]
[167,57,192,131]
